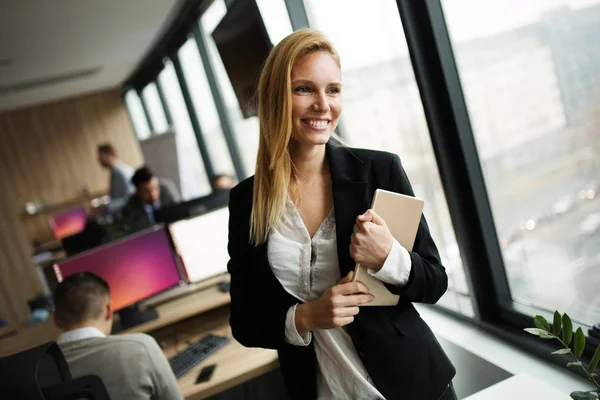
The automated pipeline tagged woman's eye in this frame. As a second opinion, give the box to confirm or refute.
[295,86,311,93]
[328,87,341,94]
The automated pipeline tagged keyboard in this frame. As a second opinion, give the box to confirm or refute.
[169,334,230,378]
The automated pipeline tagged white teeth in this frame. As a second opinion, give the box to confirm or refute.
[306,120,328,128]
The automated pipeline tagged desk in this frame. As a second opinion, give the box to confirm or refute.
[152,306,279,400]
[0,276,280,400]
[0,325,17,341]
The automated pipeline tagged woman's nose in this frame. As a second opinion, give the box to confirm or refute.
[312,92,330,112]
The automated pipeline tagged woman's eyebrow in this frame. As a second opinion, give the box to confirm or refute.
[292,79,342,86]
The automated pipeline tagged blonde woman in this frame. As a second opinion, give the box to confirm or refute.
[227,29,456,400]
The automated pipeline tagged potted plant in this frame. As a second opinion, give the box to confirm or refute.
[525,311,600,399]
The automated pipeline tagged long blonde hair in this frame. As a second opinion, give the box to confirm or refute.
[250,28,341,246]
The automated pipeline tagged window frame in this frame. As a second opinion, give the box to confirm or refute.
[394,0,598,378]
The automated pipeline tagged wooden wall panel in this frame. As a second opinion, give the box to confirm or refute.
[0,89,143,324]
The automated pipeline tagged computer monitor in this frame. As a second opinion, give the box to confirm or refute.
[168,206,229,283]
[53,226,185,331]
[49,206,87,240]
[61,220,110,256]
[154,189,230,224]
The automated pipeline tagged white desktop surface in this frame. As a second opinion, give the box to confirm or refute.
[463,373,572,400]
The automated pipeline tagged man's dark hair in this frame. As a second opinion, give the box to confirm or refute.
[97,143,116,156]
[131,166,155,187]
[54,272,110,327]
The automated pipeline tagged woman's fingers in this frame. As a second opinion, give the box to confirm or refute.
[333,281,371,296]
[332,293,374,308]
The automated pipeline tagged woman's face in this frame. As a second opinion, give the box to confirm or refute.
[290,51,342,146]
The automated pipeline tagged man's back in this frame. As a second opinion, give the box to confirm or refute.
[59,333,181,400]
[110,162,135,199]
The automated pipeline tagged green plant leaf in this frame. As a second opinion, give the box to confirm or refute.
[552,311,562,336]
[540,332,555,339]
[551,348,571,355]
[562,314,573,346]
[567,361,583,368]
[524,328,548,336]
[535,315,551,332]
[574,328,586,359]
[570,391,597,400]
[589,344,600,373]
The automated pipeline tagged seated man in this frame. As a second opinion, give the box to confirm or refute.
[53,272,182,400]
[121,166,181,232]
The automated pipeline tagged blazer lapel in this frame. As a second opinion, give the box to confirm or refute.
[326,143,369,277]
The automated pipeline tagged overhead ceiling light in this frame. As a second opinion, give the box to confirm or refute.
[0,67,101,95]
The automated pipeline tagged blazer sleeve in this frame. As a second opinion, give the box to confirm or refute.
[226,186,289,350]
[383,154,449,304]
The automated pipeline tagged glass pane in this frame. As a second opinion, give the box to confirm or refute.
[124,90,151,140]
[200,0,293,177]
[141,82,169,134]
[442,0,600,324]
[255,0,294,44]
[305,0,473,316]
[158,61,212,199]
[178,38,236,178]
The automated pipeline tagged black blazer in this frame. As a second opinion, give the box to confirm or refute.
[227,143,456,400]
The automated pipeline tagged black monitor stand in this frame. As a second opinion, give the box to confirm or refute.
[111,304,159,334]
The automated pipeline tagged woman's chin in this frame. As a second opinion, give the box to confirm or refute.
[293,130,333,146]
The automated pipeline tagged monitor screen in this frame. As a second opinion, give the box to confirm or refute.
[53,226,184,311]
[155,189,230,224]
[169,206,229,283]
[49,206,87,240]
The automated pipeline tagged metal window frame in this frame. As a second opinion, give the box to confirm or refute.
[285,0,309,30]
[121,89,141,139]
[155,77,174,128]
[171,51,217,184]
[395,0,598,377]
[138,87,156,136]
[191,22,247,181]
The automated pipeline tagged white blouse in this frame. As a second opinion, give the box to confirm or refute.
[268,198,412,400]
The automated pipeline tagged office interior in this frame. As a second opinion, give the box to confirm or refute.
[0,0,599,399]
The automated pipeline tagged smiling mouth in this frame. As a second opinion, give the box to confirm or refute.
[302,119,330,130]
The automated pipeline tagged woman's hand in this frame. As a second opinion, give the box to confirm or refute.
[350,209,393,272]
[295,272,373,336]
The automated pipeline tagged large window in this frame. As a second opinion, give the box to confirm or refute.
[124,89,151,140]
[198,0,294,177]
[442,0,600,324]
[178,37,236,179]
[158,61,212,199]
[305,0,473,316]
[141,82,169,134]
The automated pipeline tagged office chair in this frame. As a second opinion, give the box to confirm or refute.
[0,342,110,400]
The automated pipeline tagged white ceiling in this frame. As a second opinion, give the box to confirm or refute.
[0,0,183,113]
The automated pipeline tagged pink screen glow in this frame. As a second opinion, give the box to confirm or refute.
[49,206,87,240]
[54,227,183,311]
